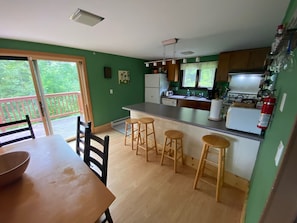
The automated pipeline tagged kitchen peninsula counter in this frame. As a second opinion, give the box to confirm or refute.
[123,102,263,141]
[123,102,263,191]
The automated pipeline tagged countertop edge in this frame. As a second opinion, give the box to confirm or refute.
[123,103,264,142]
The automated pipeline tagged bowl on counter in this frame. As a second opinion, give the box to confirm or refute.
[0,151,30,187]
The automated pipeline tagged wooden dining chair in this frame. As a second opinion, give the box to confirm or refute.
[84,133,113,223]
[0,115,35,147]
[75,116,91,157]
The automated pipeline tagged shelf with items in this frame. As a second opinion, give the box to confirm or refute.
[266,28,297,74]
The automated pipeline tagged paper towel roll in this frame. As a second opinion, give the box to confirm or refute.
[208,99,223,121]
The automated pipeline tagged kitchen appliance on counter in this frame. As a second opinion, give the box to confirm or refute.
[226,106,262,135]
[145,73,169,104]
[223,72,264,135]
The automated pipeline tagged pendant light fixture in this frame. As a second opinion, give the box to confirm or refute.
[172,41,176,64]
[144,38,179,67]
[162,44,166,65]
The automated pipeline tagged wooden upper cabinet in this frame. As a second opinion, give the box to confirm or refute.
[167,60,180,82]
[229,50,250,71]
[216,52,230,82]
[247,48,269,69]
[216,47,269,82]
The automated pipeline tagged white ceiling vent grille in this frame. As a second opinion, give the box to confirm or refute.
[70,8,104,27]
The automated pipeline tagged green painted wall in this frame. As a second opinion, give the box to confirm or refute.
[0,38,147,127]
[245,1,297,222]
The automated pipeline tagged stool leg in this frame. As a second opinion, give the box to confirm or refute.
[160,137,168,165]
[180,138,184,165]
[136,124,141,155]
[124,122,128,146]
[151,123,158,155]
[174,139,177,173]
[216,149,223,202]
[193,143,208,189]
[131,124,135,150]
[145,124,148,162]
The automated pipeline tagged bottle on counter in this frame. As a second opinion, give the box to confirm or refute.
[187,89,190,96]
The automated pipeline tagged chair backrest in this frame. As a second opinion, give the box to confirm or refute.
[84,133,110,185]
[0,115,35,147]
[76,116,91,156]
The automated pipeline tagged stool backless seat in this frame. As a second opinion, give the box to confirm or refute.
[160,130,184,173]
[136,117,157,162]
[193,134,230,202]
[124,118,139,150]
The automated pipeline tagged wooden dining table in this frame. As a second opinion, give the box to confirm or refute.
[0,135,115,223]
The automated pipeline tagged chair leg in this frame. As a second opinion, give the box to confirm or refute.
[100,208,113,223]
[104,208,113,223]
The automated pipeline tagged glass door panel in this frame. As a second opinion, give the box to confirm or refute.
[0,59,46,138]
[36,60,82,140]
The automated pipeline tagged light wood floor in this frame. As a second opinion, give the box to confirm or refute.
[70,129,245,223]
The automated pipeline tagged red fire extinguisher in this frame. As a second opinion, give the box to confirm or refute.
[257,96,276,129]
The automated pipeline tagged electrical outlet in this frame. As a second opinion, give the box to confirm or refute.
[279,93,287,112]
[275,141,284,166]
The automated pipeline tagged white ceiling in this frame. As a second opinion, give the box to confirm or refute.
[0,0,291,61]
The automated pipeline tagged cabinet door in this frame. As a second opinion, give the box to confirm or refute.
[167,61,180,82]
[198,101,211,110]
[145,88,161,104]
[145,74,160,87]
[229,51,250,71]
[216,52,230,82]
[247,48,269,70]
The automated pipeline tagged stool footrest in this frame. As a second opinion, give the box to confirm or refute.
[204,159,218,167]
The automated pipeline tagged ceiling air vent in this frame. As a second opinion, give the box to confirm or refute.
[70,8,104,27]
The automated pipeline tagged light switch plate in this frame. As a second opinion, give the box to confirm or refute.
[275,141,284,166]
[279,93,287,112]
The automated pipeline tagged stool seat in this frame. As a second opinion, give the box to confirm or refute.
[165,130,184,139]
[124,118,139,150]
[193,134,230,202]
[136,117,157,162]
[160,130,184,173]
[202,135,230,148]
[138,117,154,124]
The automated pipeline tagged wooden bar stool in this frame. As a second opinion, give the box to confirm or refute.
[160,130,184,173]
[124,118,139,150]
[193,134,230,202]
[136,117,158,162]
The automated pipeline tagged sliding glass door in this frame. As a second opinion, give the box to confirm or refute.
[0,54,89,141]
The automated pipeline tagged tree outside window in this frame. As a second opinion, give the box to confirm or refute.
[181,61,217,89]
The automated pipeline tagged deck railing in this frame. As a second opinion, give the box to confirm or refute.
[0,92,83,124]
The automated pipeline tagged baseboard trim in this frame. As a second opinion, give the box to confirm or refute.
[93,123,112,133]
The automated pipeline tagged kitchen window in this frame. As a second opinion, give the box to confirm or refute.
[180,61,217,89]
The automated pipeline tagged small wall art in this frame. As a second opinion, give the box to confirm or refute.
[118,70,130,84]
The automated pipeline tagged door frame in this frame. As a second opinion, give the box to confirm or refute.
[0,48,94,132]
[259,115,297,223]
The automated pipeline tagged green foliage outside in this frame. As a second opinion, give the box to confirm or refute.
[0,60,80,122]
[0,60,79,98]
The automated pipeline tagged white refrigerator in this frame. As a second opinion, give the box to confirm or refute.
[145,73,169,104]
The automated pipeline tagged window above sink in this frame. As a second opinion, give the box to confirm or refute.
[179,61,218,90]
